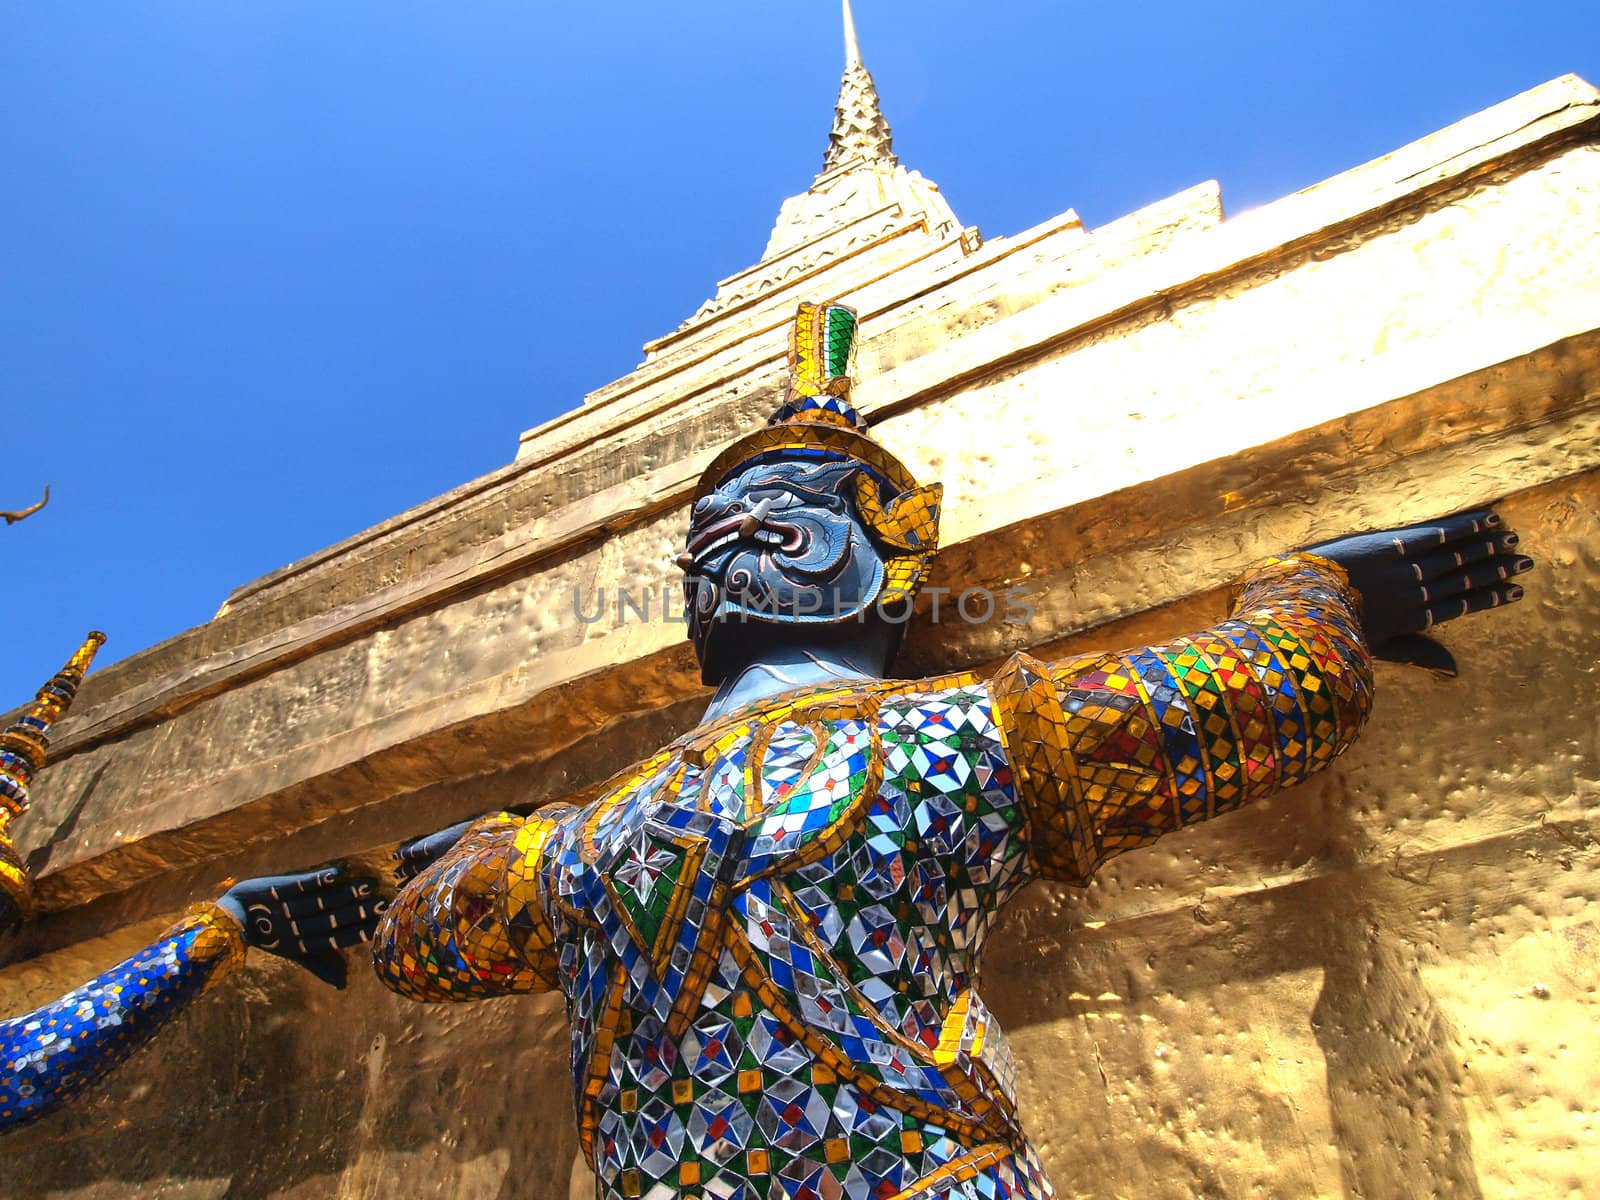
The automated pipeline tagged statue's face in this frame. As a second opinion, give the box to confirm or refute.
[681,456,890,677]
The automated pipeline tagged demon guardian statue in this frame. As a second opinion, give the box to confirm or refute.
[373,303,1532,1200]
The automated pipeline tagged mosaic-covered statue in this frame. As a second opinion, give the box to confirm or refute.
[374,303,1533,1199]
[0,635,387,1131]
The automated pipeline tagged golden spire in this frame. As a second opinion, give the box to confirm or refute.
[0,632,106,830]
[842,0,862,67]
[821,0,896,175]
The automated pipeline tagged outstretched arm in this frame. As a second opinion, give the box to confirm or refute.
[0,866,381,1132]
[991,510,1530,884]
[372,808,573,1003]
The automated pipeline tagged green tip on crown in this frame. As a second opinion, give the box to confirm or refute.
[823,306,857,381]
[769,301,866,431]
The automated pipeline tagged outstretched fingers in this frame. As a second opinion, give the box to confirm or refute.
[1407,531,1522,580]
[298,896,386,940]
[1413,583,1525,631]
[1420,555,1535,602]
[393,819,477,881]
[393,842,436,882]
[1381,510,1501,559]
[300,902,387,951]
[1306,505,1533,650]
[222,865,389,988]
[268,898,388,958]
[279,877,378,918]
[1373,509,1533,634]
[246,867,346,903]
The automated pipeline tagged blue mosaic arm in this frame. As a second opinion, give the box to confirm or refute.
[0,902,246,1132]
[372,811,568,1002]
[992,553,1374,883]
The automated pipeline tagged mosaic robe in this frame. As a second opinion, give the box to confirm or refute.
[373,554,1372,1200]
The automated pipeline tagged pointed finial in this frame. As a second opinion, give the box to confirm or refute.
[821,0,896,174]
[0,631,106,829]
[0,632,104,937]
[843,0,863,68]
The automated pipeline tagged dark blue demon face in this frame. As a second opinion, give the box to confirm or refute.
[680,457,891,675]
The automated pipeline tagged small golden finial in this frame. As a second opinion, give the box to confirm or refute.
[0,632,105,936]
[0,631,107,828]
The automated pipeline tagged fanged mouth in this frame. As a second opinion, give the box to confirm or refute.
[679,499,803,569]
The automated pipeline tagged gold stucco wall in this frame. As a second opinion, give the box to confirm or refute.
[0,472,1593,1200]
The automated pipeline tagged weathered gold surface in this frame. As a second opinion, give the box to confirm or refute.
[1,74,1598,1198]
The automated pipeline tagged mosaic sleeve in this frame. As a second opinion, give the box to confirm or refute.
[991,553,1373,884]
[372,811,566,1002]
[0,902,246,1132]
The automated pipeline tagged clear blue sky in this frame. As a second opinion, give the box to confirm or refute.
[2,2,1596,702]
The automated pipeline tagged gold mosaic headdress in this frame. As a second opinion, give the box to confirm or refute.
[0,632,105,923]
[696,302,943,606]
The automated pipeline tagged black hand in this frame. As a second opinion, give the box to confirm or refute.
[217,867,386,989]
[393,819,476,883]
[1307,508,1533,672]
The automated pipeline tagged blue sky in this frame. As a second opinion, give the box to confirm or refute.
[2,1,1597,703]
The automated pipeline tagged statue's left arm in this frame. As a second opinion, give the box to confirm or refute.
[991,509,1530,884]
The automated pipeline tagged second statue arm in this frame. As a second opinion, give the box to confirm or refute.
[372,809,573,1002]
[991,551,1374,884]
[990,506,1530,885]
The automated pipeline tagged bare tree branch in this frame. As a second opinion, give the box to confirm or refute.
[2,485,49,525]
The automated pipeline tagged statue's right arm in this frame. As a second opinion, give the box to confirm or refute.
[371,808,573,1002]
[990,553,1375,885]
[986,509,1529,887]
